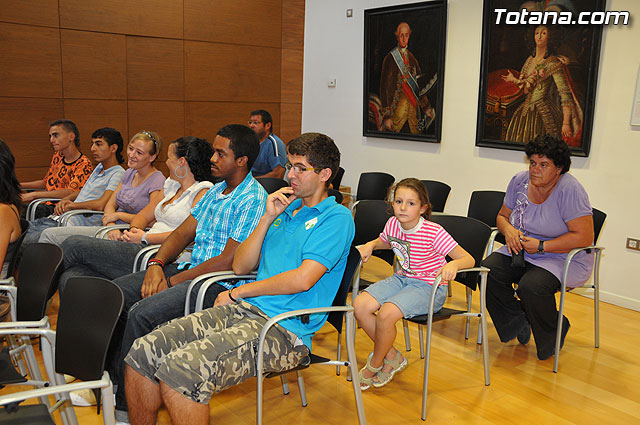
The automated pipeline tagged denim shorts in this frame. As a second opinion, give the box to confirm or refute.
[364,274,448,318]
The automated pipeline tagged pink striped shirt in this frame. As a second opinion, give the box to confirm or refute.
[379,217,458,285]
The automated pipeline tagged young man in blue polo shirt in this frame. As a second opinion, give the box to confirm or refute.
[23,127,125,244]
[124,132,354,425]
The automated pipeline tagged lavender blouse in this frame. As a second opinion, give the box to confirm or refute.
[115,168,165,216]
[496,170,594,287]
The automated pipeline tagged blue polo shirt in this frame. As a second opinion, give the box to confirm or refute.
[250,133,287,177]
[246,196,355,349]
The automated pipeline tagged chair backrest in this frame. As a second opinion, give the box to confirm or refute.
[420,180,451,213]
[592,208,606,243]
[257,178,288,194]
[429,215,492,291]
[332,166,345,189]
[356,172,394,201]
[328,188,343,205]
[16,243,63,321]
[326,246,362,332]
[352,200,394,265]
[5,219,30,279]
[467,190,505,228]
[55,277,124,381]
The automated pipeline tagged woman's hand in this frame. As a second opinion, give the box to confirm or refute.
[122,228,145,244]
[503,226,524,255]
[502,70,518,84]
[520,236,541,254]
[102,212,119,225]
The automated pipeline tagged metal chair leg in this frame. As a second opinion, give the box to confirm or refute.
[403,318,411,351]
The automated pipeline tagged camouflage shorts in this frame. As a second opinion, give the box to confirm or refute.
[124,300,310,403]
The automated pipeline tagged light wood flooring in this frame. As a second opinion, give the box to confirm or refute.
[3,257,640,424]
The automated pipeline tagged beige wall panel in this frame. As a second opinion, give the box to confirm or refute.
[185,42,281,103]
[128,101,184,174]
[282,0,305,50]
[59,0,183,39]
[184,0,281,48]
[0,23,62,98]
[127,37,184,101]
[279,103,301,145]
[185,102,280,142]
[281,48,303,104]
[61,30,127,99]
[63,100,128,159]
[0,1,59,27]
[0,98,64,169]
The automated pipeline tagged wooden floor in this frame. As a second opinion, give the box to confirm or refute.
[4,257,640,424]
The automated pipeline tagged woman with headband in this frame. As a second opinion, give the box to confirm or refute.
[38,131,166,245]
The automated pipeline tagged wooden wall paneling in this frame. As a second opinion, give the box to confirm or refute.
[281,0,305,50]
[59,0,183,39]
[185,102,280,143]
[0,0,60,27]
[185,41,281,103]
[127,37,184,101]
[128,100,185,176]
[61,30,127,100]
[63,100,128,161]
[279,103,301,144]
[0,23,62,98]
[280,48,303,104]
[184,0,281,48]
[0,98,64,169]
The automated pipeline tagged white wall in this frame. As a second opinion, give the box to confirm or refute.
[302,0,640,310]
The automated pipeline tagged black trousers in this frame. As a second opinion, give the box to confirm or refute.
[482,252,567,360]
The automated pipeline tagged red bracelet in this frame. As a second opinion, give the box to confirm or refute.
[147,258,165,269]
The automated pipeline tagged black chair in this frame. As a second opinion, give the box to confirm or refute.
[0,277,124,425]
[355,172,394,201]
[553,208,606,372]
[257,177,288,194]
[352,199,394,269]
[401,215,492,420]
[328,188,343,205]
[3,219,29,279]
[332,166,345,189]
[420,180,451,213]
[467,190,506,254]
[256,246,365,424]
[0,243,63,391]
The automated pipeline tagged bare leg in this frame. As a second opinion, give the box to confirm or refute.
[373,302,405,377]
[160,381,209,425]
[125,365,161,425]
[354,292,381,341]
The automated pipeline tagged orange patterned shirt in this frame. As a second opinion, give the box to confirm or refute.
[44,152,93,192]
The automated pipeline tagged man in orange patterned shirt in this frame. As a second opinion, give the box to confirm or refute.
[21,119,93,218]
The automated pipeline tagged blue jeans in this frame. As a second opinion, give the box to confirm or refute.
[110,266,227,420]
[58,235,145,294]
[23,217,58,245]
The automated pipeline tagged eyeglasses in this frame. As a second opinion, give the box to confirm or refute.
[285,163,323,174]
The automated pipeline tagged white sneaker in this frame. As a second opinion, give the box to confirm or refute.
[70,388,96,406]
[115,422,130,425]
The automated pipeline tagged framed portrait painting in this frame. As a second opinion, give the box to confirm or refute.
[363,1,447,143]
[475,0,605,157]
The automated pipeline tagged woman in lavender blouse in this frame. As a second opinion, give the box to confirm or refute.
[482,135,594,360]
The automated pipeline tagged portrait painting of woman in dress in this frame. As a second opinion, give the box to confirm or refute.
[475,0,604,157]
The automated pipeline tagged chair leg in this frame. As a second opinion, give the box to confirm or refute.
[296,371,308,407]
[465,286,472,340]
[593,256,600,348]
[418,325,424,359]
[336,330,342,376]
[553,288,567,373]
[403,319,411,352]
[421,320,434,420]
[346,311,367,425]
[280,374,290,395]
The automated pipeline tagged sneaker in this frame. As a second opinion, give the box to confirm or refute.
[70,388,97,407]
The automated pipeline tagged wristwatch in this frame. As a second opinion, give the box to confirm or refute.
[537,240,544,254]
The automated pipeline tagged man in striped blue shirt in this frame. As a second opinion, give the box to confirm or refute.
[104,124,267,423]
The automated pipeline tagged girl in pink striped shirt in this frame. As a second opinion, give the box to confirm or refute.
[355,178,473,390]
